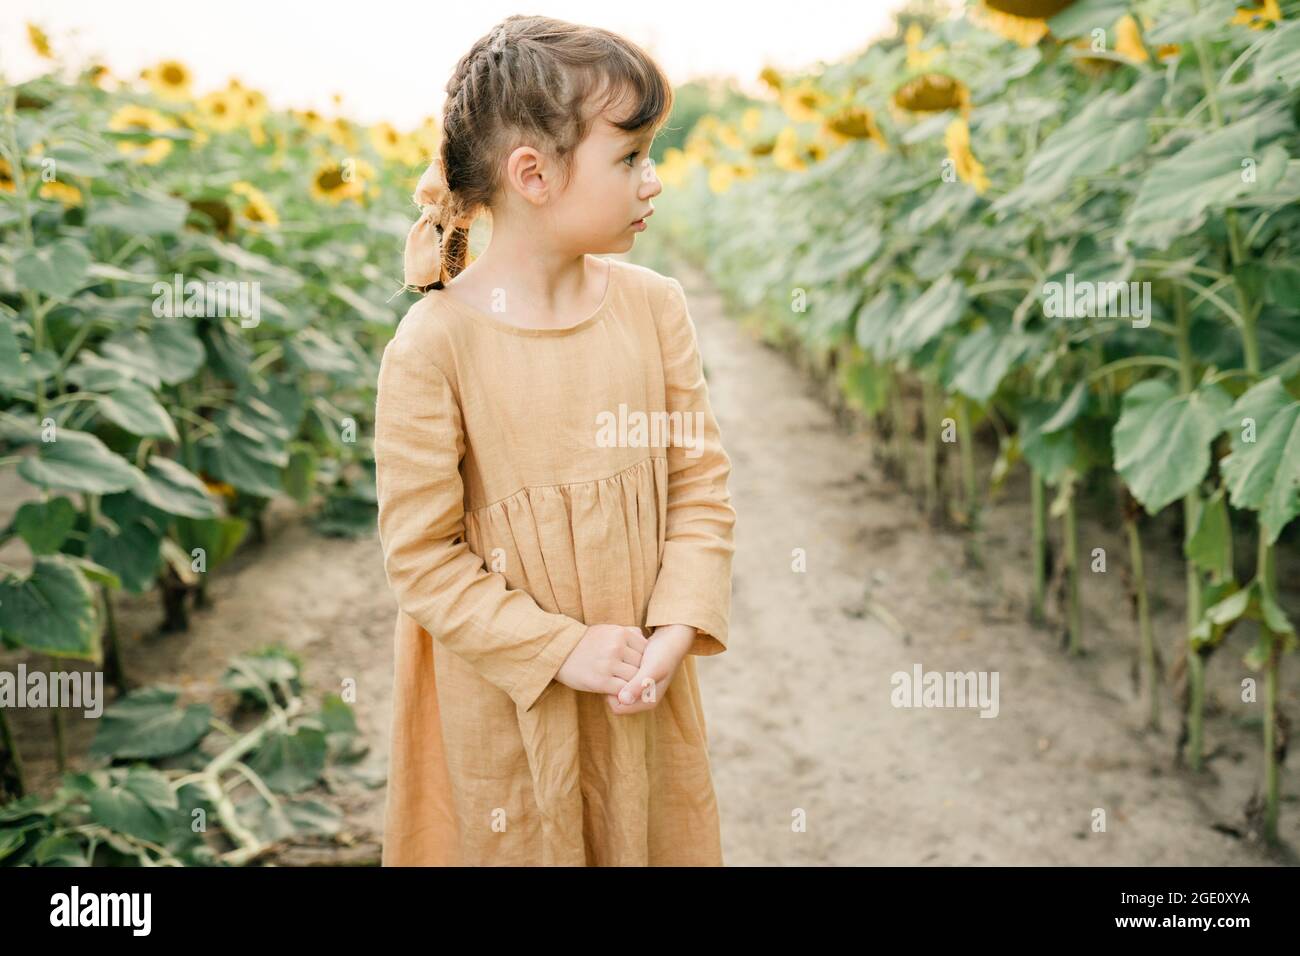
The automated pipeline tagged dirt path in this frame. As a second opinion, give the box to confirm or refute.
[680,261,1294,865]
[7,257,1294,865]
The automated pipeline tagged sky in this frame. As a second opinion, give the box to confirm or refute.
[0,1,909,127]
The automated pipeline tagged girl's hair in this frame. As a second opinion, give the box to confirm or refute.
[406,15,674,292]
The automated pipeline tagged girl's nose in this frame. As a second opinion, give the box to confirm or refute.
[639,158,662,199]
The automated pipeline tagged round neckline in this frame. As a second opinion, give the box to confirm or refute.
[435,255,618,338]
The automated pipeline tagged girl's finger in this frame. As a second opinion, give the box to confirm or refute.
[607,693,654,715]
[612,661,638,682]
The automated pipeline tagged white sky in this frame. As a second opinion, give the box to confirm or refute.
[1,1,908,128]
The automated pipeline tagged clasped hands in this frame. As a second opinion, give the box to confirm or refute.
[555,622,696,715]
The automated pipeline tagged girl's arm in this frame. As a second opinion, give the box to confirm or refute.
[373,332,589,712]
[644,276,738,656]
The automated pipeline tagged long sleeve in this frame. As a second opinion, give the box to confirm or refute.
[644,276,738,656]
[373,330,590,712]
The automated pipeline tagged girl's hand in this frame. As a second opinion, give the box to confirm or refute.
[606,625,695,715]
[556,624,648,696]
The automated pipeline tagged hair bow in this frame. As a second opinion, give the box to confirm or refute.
[403,159,475,290]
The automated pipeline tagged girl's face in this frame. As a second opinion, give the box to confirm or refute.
[547,112,663,254]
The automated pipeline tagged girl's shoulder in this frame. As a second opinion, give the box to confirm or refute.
[386,288,468,373]
[607,259,687,326]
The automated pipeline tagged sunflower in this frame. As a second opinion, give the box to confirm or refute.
[759,66,784,92]
[773,126,807,172]
[780,82,833,124]
[86,63,110,88]
[320,117,352,151]
[142,60,193,102]
[1230,0,1282,29]
[969,0,1065,46]
[741,108,763,134]
[1070,37,1121,76]
[708,163,736,194]
[413,116,442,161]
[196,89,244,132]
[295,109,332,138]
[655,147,692,187]
[893,73,971,115]
[983,0,1074,14]
[231,181,280,227]
[824,105,887,147]
[107,104,177,165]
[683,129,717,163]
[310,158,375,204]
[369,122,421,165]
[202,477,237,499]
[716,123,744,150]
[905,22,944,70]
[27,23,53,59]
[944,118,990,194]
[0,158,15,194]
[39,181,83,206]
[238,85,269,125]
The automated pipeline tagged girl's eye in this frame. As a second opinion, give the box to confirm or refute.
[623,150,639,167]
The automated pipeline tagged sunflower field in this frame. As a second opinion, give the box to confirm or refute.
[0,27,436,855]
[653,0,1300,843]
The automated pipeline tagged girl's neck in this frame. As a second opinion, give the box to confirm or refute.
[444,245,609,331]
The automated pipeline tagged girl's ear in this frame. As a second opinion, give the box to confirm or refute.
[505,144,550,206]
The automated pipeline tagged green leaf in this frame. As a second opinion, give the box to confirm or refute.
[888,275,967,356]
[14,238,92,300]
[0,321,23,388]
[283,447,318,504]
[1040,380,1089,434]
[945,324,1039,404]
[906,184,977,233]
[1184,487,1233,582]
[285,329,359,375]
[199,430,283,499]
[1047,0,1132,37]
[855,287,897,357]
[13,497,77,555]
[148,322,206,385]
[1254,19,1300,90]
[0,556,98,657]
[1113,379,1230,514]
[1122,116,1290,249]
[89,687,212,760]
[248,723,328,794]
[66,556,122,590]
[174,515,249,572]
[133,457,223,519]
[89,192,189,235]
[799,223,882,284]
[86,767,179,844]
[17,429,145,495]
[996,78,1160,212]
[1020,401,1080,486]
[97,382,178,441]
[1219,377,1300,544]
[88,521,161,594]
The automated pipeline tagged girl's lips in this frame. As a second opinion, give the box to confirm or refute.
[631,218,648,231]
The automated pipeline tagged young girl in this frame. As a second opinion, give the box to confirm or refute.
[373,15,737,866]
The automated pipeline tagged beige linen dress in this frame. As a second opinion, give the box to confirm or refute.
[373,257,737,866]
